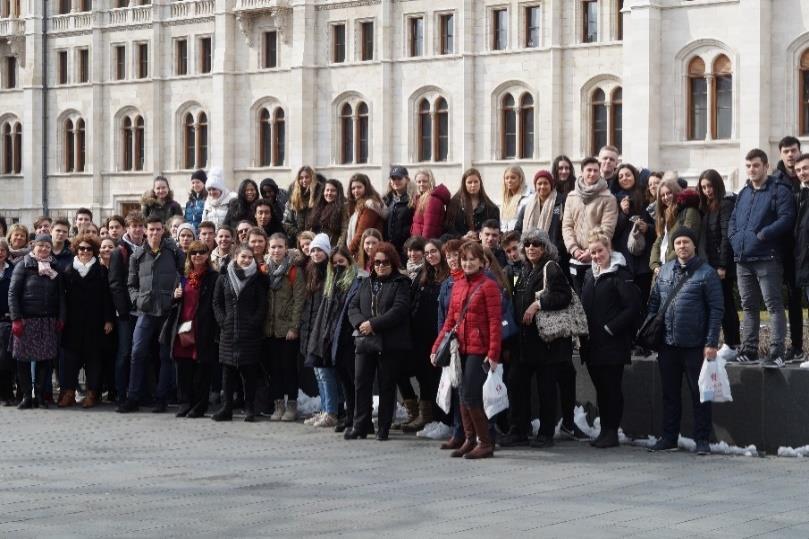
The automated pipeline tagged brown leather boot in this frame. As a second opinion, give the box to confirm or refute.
[464,407,494,459]
[82,390,98,409]
[402,400,434,433]
[57,389,75,408]
[392,399,418,430]
[450,405,477,457]
[440,436,464,450]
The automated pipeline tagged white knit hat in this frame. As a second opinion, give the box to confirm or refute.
[206,166,225,193]
[309,233,332,257]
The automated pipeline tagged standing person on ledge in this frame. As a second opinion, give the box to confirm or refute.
[646,227,723,456]
[432,241,501,459]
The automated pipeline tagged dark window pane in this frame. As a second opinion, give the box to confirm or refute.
[13,124,21,174]
[410,18,423,57]
[689,77,707,140]
[520,97,534,158]
[341,104,353,164]
[361,22,373,61]
[493,9,508,50]
[333,24,345,63]
[357,103,368,163]
[200,37,212,73]
[715,75,732,140]
[260,109,271,166]
[802,70,809,135]
[264,31,277,68]
[273,109,285,166]
[418,100,431,161]
[436,98,448,162]
[592,104,607,155]
[198,113,208,168]
[184,114,195,169]
[441,14,454,54]
[502,95,516,159]
[613,103,622,153]
[526,7,540,48]
[583,1,597,43]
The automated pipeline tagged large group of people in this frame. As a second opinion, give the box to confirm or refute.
[2,136,808,459]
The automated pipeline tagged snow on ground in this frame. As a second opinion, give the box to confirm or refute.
[778,445,809,457]
[296,391,410,420]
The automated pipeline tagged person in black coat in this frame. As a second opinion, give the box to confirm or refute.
[224,179,260,229]
[0,239,15,405]
[345,242,411,441]
[8,235,66,409]
[580,229,642,448]
[445,168,501,239]
[795,155,809,321]
[383,166,415,257]
[60,234,115,409]
[500,229,573,449]
[212,245,269,422]
[163,240,219,418]
[698,169,740,351]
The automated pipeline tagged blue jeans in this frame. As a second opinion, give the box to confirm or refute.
[115,316,135,399]
[127,314,174,403]
[737,260,786,357]
[314,367,340,415]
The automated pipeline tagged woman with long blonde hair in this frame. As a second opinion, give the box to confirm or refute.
[282,165,323,239]
[649,178,701,275]
[410,169,450,240]
[499,165,531,232]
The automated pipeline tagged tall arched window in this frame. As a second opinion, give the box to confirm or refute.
[184,113,195,169]
[182,110,208,169]
[12,123,21,174]
[259,108,271,166]
[1,122,11,174]
[197,113,208,169]
[801,49,809,135]
[122,117,133,170]
[501,94,516,159]
[611,88,622,153]
[272,108,284,166]
[519,94,534,159]
[64,118,75,172]
[134,115,144,170]
[435,97,448,162]
[712,54,732,140]
[591,89,607,154]
[418,99,431,162]
[687,57,707,141]
[257,105,286,167]
[76,119,85,172]
[356,103,368,164]
[340,103,353,164]
[337,100,370,165]
[416,96,449,163]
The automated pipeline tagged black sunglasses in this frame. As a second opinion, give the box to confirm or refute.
[189,250,208,256]
[77,245,93,252]
[524,240,543,248]
[373,259,391,267]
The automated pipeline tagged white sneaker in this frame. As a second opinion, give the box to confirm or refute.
[304,412,324,425]
[799,360,809,369]
[315,413,338,428]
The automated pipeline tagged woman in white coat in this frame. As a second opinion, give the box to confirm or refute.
[201,167,237,228]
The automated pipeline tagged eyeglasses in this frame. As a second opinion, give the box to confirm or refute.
[77,245,93,252]
[189,250,208,256]
[524,241,543,248]
[373,259,391,267]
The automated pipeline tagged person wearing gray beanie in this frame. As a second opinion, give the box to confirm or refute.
[308,233,332,257]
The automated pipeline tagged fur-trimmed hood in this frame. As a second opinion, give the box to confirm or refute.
[676,189,700,210]
[142,189,176,207]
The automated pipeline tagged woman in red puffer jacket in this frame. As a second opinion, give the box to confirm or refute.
[410,169,450,240]
[432,241,501,460]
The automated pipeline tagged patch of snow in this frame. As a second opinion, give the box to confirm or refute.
[778,445,809,458]
[296,390,321,415]
[371,396,410,420]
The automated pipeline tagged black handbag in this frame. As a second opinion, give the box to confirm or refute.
[354,333,383,355]
[434,283,484,367]
[636,269,694,351]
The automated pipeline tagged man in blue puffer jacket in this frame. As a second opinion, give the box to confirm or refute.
[647,227,723,455]
[728,148,797,368]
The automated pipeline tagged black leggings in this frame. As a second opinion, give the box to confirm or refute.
[177,359,212,413]
[222,364,259,411]
[266,337,299,400]
[586,364,625,430]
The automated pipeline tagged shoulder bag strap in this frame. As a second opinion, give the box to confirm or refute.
[452,282,485,331]
[656,269,694,321]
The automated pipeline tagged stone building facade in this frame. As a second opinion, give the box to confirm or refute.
[0,0,808,223]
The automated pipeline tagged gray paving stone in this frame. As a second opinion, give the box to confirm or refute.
[3,406,809,537]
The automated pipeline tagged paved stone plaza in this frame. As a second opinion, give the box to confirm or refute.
[2,407,809,538]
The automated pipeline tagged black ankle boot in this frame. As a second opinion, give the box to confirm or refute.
[212,405,233,422]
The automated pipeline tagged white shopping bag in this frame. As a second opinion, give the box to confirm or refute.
[436,367,452,414]
[483,363,509,418]
[698,356,733,403]
[449,339,462,388]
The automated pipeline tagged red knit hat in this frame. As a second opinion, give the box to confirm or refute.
[533,169,555,189]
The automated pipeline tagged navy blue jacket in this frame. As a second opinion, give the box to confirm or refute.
[728,175,795,262]
[647,256,723,348]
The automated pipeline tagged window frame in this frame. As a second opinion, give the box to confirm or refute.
[175,38,188,76]
[359,20,374,61]
[57,49,68,85]
[136,42,148,79]
[262,30,278,69]
[800,49,809,136]
[332,22,346,64]
[4,55,17,89]
[76,48,89,84]
[524,5,540,49]
[491,7,508,51]
[408,15,424,58]
[582,0,598,44]
[198,36,212,74]
[438,12,454,55]
[113,44,126,81]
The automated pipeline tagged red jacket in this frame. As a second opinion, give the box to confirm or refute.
[411,184,450,239]
[433,271,501,361]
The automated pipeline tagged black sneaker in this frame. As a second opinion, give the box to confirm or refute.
[648,438,678,452]
[785,348,805,364]
[529,434,555,449]
[695,440,711,456]
[762,354,785,369]
[560,423,591,441]
[732,351,759,364]
[499,429,530,447]
[116,399,140,414]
